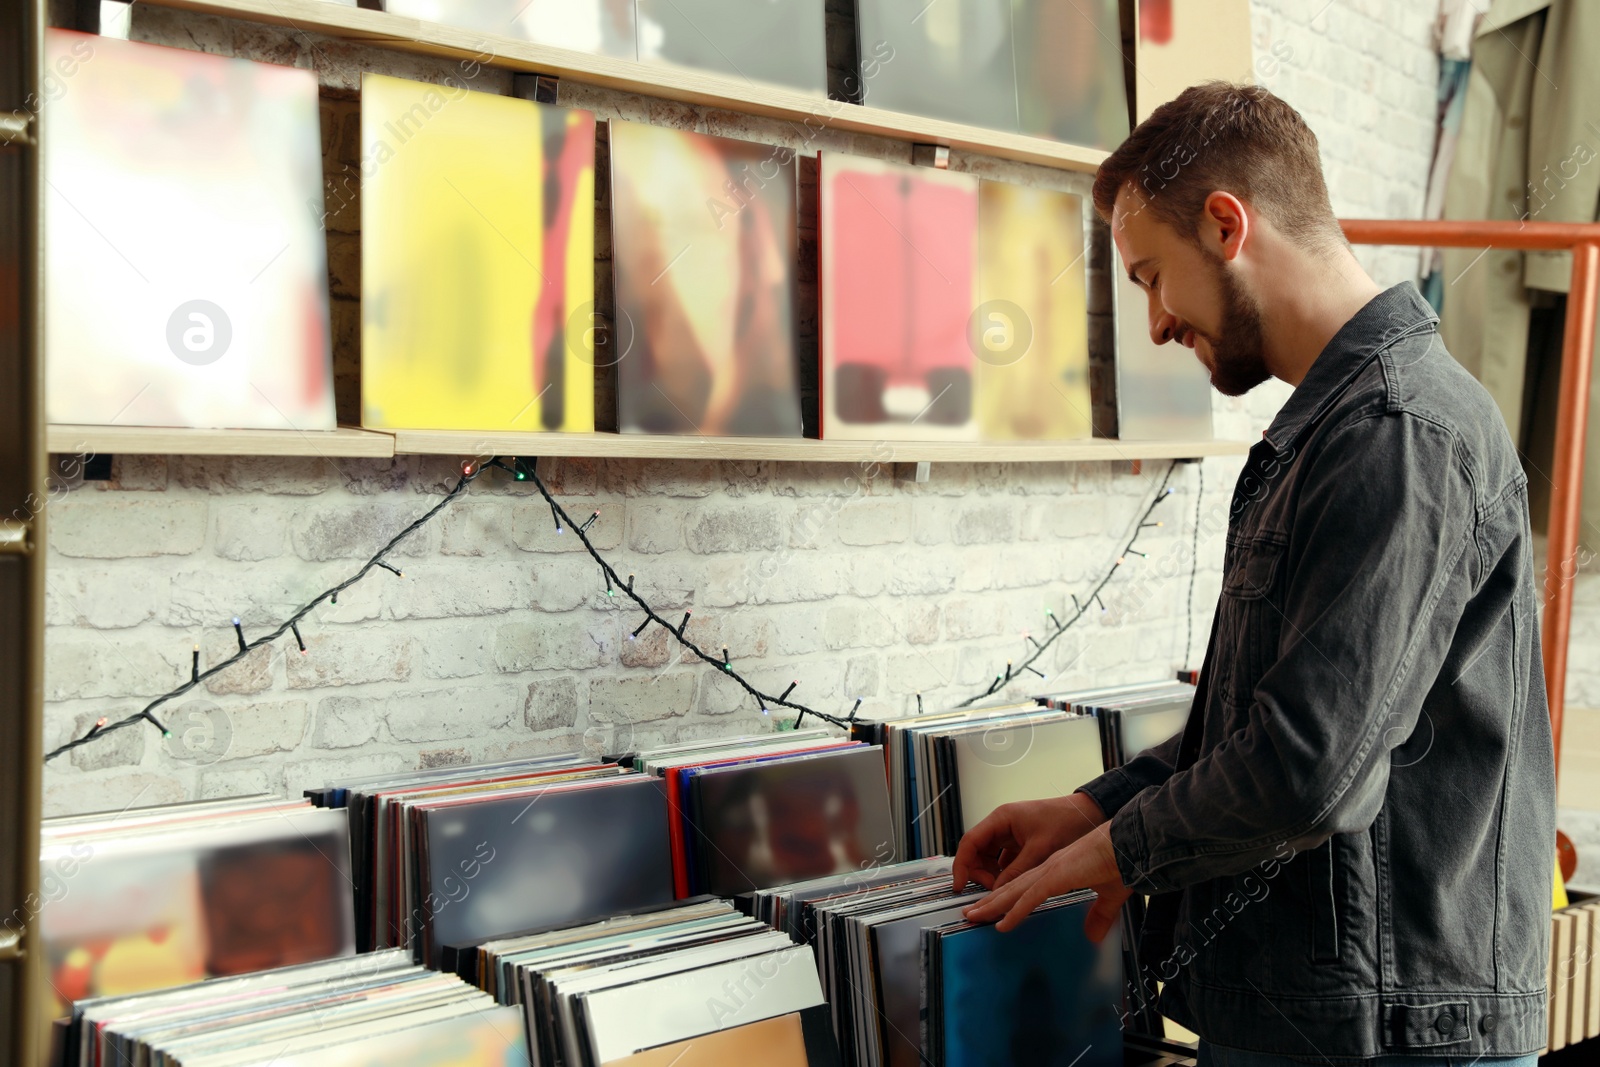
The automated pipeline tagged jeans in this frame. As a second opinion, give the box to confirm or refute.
[1196,1040,1540,1067]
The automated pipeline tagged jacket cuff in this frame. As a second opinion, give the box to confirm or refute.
[1108,791,1171,894]
[1075,768,1143,820]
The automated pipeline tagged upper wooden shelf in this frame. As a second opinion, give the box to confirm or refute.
[47,424,396,457]
[388,429,1245,463]
[143,0,1111,173]
[48,424,1246,463]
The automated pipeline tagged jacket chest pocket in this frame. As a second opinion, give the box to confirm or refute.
[1219,535,1288,709]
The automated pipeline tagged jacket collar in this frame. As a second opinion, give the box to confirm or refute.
[1260,282,1438,456]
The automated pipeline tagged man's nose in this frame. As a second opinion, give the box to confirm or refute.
[1149,307,1179,346]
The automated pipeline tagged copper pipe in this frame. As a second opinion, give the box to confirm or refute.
[1543,242,1599,774]
[1337,219,1600,784]
[1341,218,1600,251]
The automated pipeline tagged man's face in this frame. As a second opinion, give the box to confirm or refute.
[1111,188,1270,397]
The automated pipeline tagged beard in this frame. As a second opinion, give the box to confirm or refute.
[1194,259,1270,397]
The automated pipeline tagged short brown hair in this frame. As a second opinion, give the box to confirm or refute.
[1092,82,1343,250]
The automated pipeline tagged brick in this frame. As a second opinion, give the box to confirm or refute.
[589,672,696,724]
[51,498,207,559]
[525,676,583,732]
[911,500,951,546]
[283,752,411,801]
[835,499,910,546]
[290,502,437,561]
[42,773,187,819]
[627,501,686,554]
[219,698,309,759]
[385,561,530,619]
[886,557,959,596]
[494,616,609,672]
[530,556,609,612]
[953,500,1017,545]
[905,603,940,645]
[45,567,168,629]
[69,710,145,772]
[201,638,277,696]
[686,502,785,554]
[618,460,719,497]
[215,503,288,561]
[286,631,413,688]
[824,603,899,650]
[384,684,519,742]
[416,622,497,680]
[437,501,516,557]
[885,650,958,695]
[620,624,672,668]
[845,654,880,699]
[171,456,333,496]
[313,695,384,748]
[44,634,185,701]
[511,500,623,553]
[942,598,1010,641]
[198,766,282,800]
[109,455,170,492]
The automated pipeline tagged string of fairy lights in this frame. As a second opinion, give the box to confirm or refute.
[43,456,1185,763]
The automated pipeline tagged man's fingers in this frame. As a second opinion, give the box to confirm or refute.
[1084,896,1122,943]
[993,845,1047,889]
[951,818,1015,891]
[962,869,1029,924]
[995,880,1051,933]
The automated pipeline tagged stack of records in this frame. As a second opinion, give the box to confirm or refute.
[38,796,355,1018]
[447,898,841,1066]
[744,858,1122,1067]
[60,949,527,1067]
[851,701,1105,859]
[308,754,674,966]
[1039,681,1195,769]
[626,731,896,897]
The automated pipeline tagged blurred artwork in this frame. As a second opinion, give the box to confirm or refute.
[931,897,1123,1067]
[273,1006,531,1067]
[361,73,596,431]
[383,0,636,58]
[42,30,335,430]
[636,0,826,94]
[687,746,896,894]
[1112,245,1214,440]
[1013,0,1131,149]
[609,120,802,437]
[605,1012,810,1066]
[820,154,978,439]
[975,182,1092,439]
[855,0,1017,129]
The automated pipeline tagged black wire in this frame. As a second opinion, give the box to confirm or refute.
[952,461,1178,708]
[1184,462,1204,671]
[43,467,485,762]
[491,459,848,732]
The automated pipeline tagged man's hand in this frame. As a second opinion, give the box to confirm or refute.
[959,822,1133,938]
[951,791,1107,894]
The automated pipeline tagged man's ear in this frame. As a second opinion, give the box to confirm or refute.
[1202,191,1249,262]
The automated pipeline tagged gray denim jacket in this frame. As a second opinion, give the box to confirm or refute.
[1080,283,1555,1063]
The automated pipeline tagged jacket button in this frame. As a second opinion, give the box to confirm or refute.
[1435,1011,1455,1036]
[1480,1014,1497,1034]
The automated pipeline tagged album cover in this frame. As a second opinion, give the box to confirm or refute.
[1112,245,1215,440]
[1116,700,1191,764]
[951,714,1104,832]
[929,896,1123,1067]
[635,0,826,94]
[610,120,803,437]
[854,0,1017,129]
[382,0,635,58]
[361,73,596,432]
[975,182,1092,440]
[418,776,674,963]
[687,747,896,896]
[270,1004,530,1066]
[42,30,334,430]
[820,154,979,440]
[1011,0,1131,148]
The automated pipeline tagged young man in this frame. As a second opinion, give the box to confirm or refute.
[953,83,1555,1066]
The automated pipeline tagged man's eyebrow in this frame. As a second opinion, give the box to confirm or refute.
[1125,257,1156,286]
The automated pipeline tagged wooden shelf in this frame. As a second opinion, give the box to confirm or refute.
[386,430,1246,463]
[46,424,396,457]
[143,0,1111,173]
[46,425,1246,462]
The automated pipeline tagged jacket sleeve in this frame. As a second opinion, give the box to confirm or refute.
[1075,729,1185,818]
[1108,412,1476,894]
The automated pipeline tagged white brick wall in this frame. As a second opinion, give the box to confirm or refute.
[37,3,1446,816]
